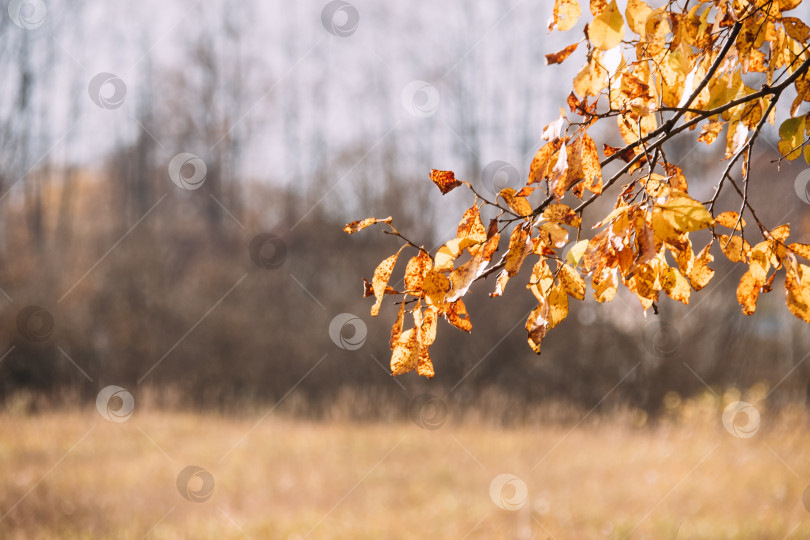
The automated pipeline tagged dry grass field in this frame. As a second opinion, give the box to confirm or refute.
[1,390,809,539]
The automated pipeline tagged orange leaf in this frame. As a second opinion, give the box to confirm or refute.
[344,216,392,234]
[737,269,762,316]
[404,250,432,293]
[446,299,472,332]
[559,263,586,300]
[499,188,533,216]
[457,204,488,243]
[789,243,810,260]
[430,169,463,194]
[391,328,419,376]
[371,246,405,316]
[688,243,714,291]
[546,42,579,65]
[526,302,549,354]
[504,225,532,276]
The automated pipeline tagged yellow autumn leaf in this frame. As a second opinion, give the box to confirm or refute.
[644,9,670,54]
[749,241,773,282]
[559,263,586,300]
[715,211,746,230]
[529,139,565,184]
[504,225,532,276]
[404,250,432,293]
[593,269,618,302]
[718,235,751,263]
[588,0,625,50]
[566,239,589,266]
[547,284,569,329]
[390,300,406,350]
[391,328,419,376]
[423,270,452,309]
[625,0,652,35]
[566,133,603,196]
[419,306,439,346]
[689,243,715,291]
[574,50,608,98]
[783,17,810,43]
[770,223,791,243]
[434,236,479,272]
[457,204,488,243]
[528,259,555,300]
[343,216,392,234]
[447,233,500,302]
[535,222,570,250]
[778,116,805,160]
[725,121,748,159]
[789,243,810,260]
[416,346,435,378]
[697,121,724,145]
[543,203,582,227]
[590,0,607,16]
[656,190,714,233]
[499,188,533,216]
[736,269,762,316]
[785,261,810,323]
[551,0,582,31]
[526,301,550,354]
[371,246,405,316]
[660,265,691,304]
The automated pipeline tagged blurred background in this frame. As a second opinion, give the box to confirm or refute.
[2,0,810,538]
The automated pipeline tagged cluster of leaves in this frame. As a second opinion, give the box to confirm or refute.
[346,0,810,378]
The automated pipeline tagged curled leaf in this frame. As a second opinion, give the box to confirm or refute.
[786,261,810,323]
[344,216,393,234]
[688,243,715,291]
[371,246,405,316]
[526,301,550,354]
[446,299,473,332]
[546,42,579,65]
[430,169,463,194]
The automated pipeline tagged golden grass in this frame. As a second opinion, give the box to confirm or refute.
[1,395,808,539]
